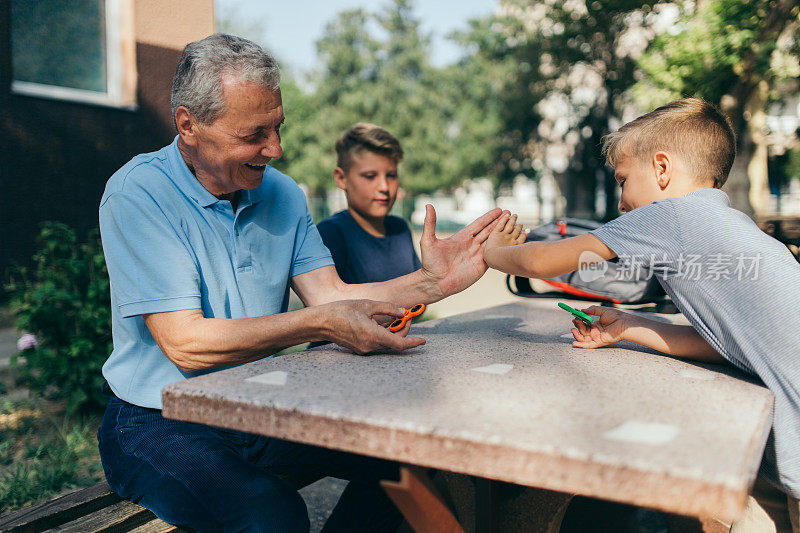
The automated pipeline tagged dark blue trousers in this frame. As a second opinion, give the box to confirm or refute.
[98,396,403,532]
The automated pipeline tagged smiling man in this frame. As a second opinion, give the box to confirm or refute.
[96,34,503,532]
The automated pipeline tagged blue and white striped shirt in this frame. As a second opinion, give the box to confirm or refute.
[592,188,800,497]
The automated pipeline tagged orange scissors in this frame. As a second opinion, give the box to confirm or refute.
[388,304,426,332]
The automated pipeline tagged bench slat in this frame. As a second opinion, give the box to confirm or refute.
[0,482,184,533]
[0,482,120,532]
[47,500,156,532]
[125,521,179,533]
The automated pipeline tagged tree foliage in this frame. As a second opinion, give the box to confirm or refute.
[636,0,800,108]
[634,0,800,215]
[271,0,502,197]
[224,0,799,218]
[459,0,663,218]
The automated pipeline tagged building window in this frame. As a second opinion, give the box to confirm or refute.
[10,0,136,108]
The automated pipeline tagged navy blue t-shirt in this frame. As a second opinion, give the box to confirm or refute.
[316,210,421,284]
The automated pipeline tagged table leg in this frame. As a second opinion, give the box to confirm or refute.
[490,483,573,533]
[381,467,466,533]
[382,468,575,533]
[475,478,495,533]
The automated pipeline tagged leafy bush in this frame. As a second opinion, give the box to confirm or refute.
[6,222,111,413]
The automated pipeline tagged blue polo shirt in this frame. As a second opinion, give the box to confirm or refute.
[99,137,333,409]
[591,188,800,497]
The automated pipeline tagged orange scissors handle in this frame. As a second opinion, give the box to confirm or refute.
[388,303,426,332]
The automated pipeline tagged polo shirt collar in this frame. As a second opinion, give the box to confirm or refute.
[166,136,222,208]
[166,136,270,209]
[685,187,731,207]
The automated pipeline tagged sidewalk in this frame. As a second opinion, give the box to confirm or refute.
[0,326,16,369]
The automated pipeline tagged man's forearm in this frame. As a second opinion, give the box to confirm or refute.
[623,318,727,363]
[145,299,418,372]
[336,269,443,306]
[296,265,444,308]
[145,307,328,372]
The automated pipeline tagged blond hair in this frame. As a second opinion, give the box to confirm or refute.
[336,123,404,172]
[602,98,736,188]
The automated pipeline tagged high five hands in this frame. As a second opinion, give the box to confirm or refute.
[325,205,524,356]
[419,204,507,298]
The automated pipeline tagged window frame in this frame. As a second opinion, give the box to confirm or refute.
[10,0,137,110]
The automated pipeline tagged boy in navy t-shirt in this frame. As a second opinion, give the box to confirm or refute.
[316,123,421,284]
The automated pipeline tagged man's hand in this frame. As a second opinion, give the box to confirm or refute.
[570,306,633,349]
[318,299,426,355]
[419,204,504,298]
[484,213,527,268]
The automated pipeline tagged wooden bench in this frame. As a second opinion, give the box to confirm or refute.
[0,481,187,533]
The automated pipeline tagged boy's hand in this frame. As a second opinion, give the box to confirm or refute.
[570,306,727,363]
[570,306,635,349]
[484,213,526,266]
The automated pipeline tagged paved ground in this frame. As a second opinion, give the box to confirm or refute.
[299,478,348,532]
[0,326,17,368]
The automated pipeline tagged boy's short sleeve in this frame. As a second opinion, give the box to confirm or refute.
[99,192,202,318]
[591,201,683,274]
[317,219,348,279]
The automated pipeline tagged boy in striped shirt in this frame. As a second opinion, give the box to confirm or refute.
[485,98,800,532]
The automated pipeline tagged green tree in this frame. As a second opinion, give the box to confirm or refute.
[635,0,800,217]
[275,0,502,202]
[461,0,663,219]
[270,77,332,194]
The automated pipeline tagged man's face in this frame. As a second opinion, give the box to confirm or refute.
[613,152,664,213]
[189,77,284,196]
[335,151,399,222]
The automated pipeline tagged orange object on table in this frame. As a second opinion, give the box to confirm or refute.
[389,304,426,332]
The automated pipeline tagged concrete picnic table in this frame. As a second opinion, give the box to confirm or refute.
[162,300,774,532]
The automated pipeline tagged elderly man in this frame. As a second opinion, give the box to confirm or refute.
[97,34,505,532]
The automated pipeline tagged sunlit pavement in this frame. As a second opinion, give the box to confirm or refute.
[425,267,522,319]
[0,327,17,368]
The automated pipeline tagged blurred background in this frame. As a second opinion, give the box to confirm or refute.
[0,0,799,520]
[2,0,800,280]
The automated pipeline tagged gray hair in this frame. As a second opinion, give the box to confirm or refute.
[171,33,281,126]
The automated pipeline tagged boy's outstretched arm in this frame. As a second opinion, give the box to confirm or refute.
[571,306,726,364]
[484,216,616,279]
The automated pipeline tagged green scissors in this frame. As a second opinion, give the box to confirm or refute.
[389,304,426,332]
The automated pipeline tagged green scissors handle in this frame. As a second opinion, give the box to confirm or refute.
[558,302,594,326]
